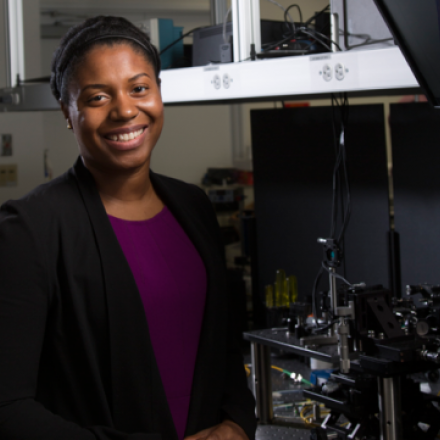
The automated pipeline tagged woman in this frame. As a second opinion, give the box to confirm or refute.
[0,16,256,440]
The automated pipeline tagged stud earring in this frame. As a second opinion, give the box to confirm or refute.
[67,119,72,129]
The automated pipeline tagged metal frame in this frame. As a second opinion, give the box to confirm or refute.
[4,0,25,87]
[231,0,261,63]
[210,0,228,26]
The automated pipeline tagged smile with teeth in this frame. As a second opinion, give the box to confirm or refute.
[107,128,145,142]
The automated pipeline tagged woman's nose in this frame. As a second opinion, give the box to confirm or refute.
[110,93,138,121]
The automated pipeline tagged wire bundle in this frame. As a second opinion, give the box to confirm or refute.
[312,94,352,328]
[262,4,341,55]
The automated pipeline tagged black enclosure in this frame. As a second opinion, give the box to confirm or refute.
[373,0,440,107]
[251,105,390,308]
[391,102,440,290]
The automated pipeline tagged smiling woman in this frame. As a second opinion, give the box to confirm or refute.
[0,15,256,440]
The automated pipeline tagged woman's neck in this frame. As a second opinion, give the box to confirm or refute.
[83,157,164,221]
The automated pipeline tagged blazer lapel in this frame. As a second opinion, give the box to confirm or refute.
[72,159,177,439]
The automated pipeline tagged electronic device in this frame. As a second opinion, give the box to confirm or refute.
[192,22,233,66]
[192,18,330,66]
[373,0,440,108]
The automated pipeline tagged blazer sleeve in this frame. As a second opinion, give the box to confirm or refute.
[0,202,160,440]
[194,189,257,440]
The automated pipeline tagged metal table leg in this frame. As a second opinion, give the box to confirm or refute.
[378,376,402,440]
[250,342,273,424]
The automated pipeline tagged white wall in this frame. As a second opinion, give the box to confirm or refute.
[0,0,46,206]
[152,105,233,183]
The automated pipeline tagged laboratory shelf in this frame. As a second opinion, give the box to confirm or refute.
[0,47,421,111]
[160,46,420,105]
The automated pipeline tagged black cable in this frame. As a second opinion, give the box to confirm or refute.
[262,4,334,55]
[321,262,352,286]
[159,26,205,55]
[312,95,352,325]
[284,4,303,25]
[301,27,342,52]
[336,94,351,243]
[304,4,330,27]
[345,37,394,51]
[314,319,339,333]
[330,95,341,238]
[299,28,332,52]
[330,94,351,281]
[338,127,351,243]
[312,266,324,328]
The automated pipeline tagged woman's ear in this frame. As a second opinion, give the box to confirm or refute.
[60,100,69,120]
[60,101,73,130]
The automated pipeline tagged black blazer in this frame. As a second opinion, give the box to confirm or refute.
[0,158,256,440]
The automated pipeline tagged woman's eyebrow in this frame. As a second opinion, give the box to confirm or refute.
[128,73,150,82]
[81,83,107,93]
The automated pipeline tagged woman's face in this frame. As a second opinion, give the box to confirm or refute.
[62,43,164,174]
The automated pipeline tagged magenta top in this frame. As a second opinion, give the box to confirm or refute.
[108,207,207,440]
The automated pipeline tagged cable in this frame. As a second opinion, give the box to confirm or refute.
[223,7,232,45]
[299,28,332,52]
[284,4,303,24]
[304,4,330,27]
[271,365,289,374]
[314,319,339,333]
[159,26,205,55]
[271,365,313,386]
[265,0,296,34]
[329,94,351,243]
[345,37,394,51]
[261,4,334,55]
[301,27,342,52]
[311,94,352,320]
[244,365,251,377]
[312,266,324,328]
[322,262,352,287]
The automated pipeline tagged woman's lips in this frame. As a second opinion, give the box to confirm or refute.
[102,125,148,150]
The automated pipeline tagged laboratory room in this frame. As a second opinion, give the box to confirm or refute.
[1,0,440,439]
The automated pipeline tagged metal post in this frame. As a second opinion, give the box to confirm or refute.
[330,13,339,52]
[329,267,338,336]
[378,377,402,440]
[210,0,228,26]
[4,0,25,87]
[338,317,350,373]
[231,0,261,62]
[250,342,273,424]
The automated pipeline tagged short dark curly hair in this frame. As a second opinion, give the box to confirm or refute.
[50,16,161,104]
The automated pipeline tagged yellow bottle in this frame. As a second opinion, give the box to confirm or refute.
[289,275,298,303]
[275,269,286,307]
[265,285,274,308]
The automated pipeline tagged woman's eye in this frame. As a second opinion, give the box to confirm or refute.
[133,86,147,93]
[90,95,105,102]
